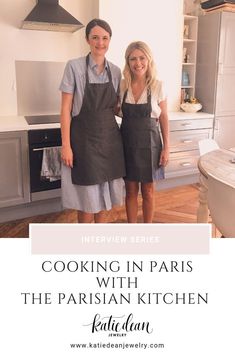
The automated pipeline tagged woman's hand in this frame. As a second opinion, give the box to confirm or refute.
[159,147,169,167]
[61,145,73,168]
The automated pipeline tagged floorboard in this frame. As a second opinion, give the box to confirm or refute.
[0,184,210,238]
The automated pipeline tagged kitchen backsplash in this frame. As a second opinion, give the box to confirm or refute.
[15,60,66,116]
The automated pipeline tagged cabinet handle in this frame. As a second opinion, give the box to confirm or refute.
[32,148,46,152]
[182,139,193,143]
[180,162,191,167]
[32,147,61,152]
[181,123,192,126]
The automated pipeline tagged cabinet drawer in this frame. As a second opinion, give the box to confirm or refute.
[165,150,199,178]
[170,129,212,152]
[170,118,213,131]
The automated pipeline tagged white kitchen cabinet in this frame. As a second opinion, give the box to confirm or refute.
[157,113,214,189]
[181,15,198,102]
[170,129,212,153]
[169,118,213,131]
[165,115,213,179]
[196,12,235,149]
[0,131,30,208]
[214,116,235,149]
[165,149,199,178]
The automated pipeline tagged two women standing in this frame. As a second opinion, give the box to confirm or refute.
[60,19,169,223]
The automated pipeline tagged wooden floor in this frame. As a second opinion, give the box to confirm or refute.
[0,184,202,238]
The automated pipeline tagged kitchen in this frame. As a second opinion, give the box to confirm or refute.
[0,0,234,236]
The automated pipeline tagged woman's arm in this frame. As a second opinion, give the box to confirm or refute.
[60,92,73,168]
[159,99,170,167]
[115,79,126,118]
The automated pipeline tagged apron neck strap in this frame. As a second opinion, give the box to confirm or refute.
[147,88,151,104]
[123,88,151,103]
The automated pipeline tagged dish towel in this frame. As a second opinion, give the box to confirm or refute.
[41,146,61,181]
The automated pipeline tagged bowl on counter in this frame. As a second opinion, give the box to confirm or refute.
[180,102,202,113]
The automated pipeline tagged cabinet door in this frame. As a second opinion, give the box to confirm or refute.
[215,12,235,116]
[196,13,220,114]
[0,131,30,208]
[214,116,235,149]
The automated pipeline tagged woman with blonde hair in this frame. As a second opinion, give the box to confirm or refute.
[120,41,169,223]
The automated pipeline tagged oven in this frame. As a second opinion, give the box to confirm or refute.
[28,128,62,201]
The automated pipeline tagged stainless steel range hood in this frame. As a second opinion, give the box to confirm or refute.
[21,0,84,33]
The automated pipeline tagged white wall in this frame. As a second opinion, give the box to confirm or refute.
[0,0,184,115]
[0,0,98,116]
[99,0,184,111]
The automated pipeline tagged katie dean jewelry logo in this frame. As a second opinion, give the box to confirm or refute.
[83,313,153,336]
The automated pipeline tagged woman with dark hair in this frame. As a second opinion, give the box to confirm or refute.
[120,41,169,223]
[60,19,125,223]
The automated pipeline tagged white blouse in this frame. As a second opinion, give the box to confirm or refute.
[120,80,166,119]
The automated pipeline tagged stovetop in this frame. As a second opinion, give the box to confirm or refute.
[25,114,60,125]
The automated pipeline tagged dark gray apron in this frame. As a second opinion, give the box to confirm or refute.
[121,90,162,183]
[70,55,125,185]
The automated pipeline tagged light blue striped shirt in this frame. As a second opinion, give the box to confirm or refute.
[59,54,121,117]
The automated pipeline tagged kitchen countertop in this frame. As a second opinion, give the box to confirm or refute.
[0,115,60,132]
[0,112,214,133]
[168,111,214,120]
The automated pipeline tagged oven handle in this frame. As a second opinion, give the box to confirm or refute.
[32,146,61,152]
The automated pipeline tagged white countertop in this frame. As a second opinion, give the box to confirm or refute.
[0,111,214,133]
[168,111,214,120]
[0,115,60,132]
